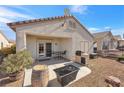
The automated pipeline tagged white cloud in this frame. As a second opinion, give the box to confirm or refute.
[88,27,100,33]
[0,17,14,23]
[70,5,88,14]
[7,6,35,16]
[0,22,16,40]
[89,27,100,31]
[88,26,113,33]
[104,26,112,31]
[0,6,35,40]
[0,6,34,23]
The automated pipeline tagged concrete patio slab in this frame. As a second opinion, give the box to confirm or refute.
[23,60,91,87]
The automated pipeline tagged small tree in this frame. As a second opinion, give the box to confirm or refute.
[0,44,16,57]
[0,50,33,74]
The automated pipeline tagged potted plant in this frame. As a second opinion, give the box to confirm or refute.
[0,50,33,82]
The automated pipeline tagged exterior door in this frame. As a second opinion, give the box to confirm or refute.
[38,42,46,57]
[46,43,52,57]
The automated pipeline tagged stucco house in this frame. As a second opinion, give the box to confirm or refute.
[93,31,117,52]
[114,35,124,47]
[114,35,122,40]
[119,40,124,47]
[0,30,15,49]
[113,35,122,48]
[7,15,94,61]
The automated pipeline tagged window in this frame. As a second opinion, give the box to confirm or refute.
[39,43,44,54]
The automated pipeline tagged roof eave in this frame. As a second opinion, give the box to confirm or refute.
[6,15,73,32]
[7,15,94,40]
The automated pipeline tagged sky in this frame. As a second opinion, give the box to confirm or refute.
[0,5,124,40]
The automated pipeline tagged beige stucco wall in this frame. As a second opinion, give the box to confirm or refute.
[119,40,124,46]
[0,33,10,49]
[113,40,118,49]
[26,35,37,58]
[16,17,94,60]
[26,35,73,59]
[60,38,73,60]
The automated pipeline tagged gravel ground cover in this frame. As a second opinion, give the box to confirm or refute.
[69,57,124,87]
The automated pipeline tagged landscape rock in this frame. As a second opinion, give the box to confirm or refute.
[105,76,121,87]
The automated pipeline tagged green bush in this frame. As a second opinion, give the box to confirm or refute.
[0,44,16,57]
[0,50,33,74]
[10,44,16,54]
[117,55,124,61]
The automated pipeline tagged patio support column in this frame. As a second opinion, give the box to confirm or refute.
[16,31,26,52]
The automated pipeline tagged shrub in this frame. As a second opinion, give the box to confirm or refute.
[0,44,16,57]
[0,50,33,74]
[117,55,124,61]
[10,44,16,54]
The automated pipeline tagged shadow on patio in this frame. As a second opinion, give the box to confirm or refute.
[33,58,70,66]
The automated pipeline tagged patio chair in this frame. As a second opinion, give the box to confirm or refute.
[52,51,56,59]
[61,50,66,60]
[52,51,60,60]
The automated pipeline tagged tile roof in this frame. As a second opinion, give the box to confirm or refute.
[9,39,15,43]
[114,35,122,40]
[7,15,94,38]
[7,15,72,27]
[93,31,111,39]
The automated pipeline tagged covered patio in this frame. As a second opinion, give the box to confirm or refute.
[25,34,73,61]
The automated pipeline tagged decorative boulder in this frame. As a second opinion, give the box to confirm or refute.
[105,76,121,87]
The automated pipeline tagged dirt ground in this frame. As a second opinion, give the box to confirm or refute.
[69,57,124,87]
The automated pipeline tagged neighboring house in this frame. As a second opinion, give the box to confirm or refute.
[113,35,122,48]
[0,30,15,49]
[7,15,94,61]
[114,35,122,40]
[9,40,16,46]
[119,40,124,47]
[114,35,124,47]
[93,31,116,51]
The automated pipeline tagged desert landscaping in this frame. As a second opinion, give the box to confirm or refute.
[69,57,124,87]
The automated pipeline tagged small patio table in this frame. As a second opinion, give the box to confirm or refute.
[52,51,65,60]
